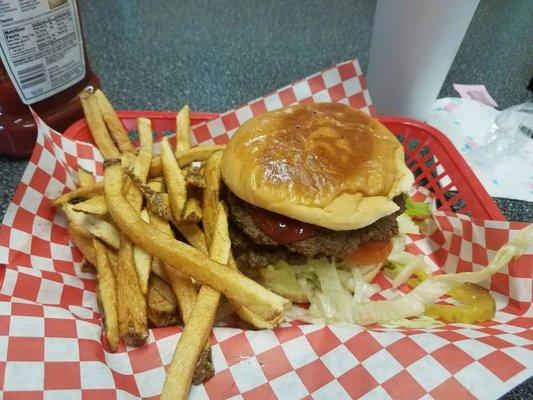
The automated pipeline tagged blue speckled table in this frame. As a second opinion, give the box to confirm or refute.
[0,0,531,398]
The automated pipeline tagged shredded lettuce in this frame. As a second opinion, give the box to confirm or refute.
[302,260,353,322]
[285,304,324,324]
[405,197,431,219]
[386,219,431,288]
[261,258,382,322]
[285,225,532,326]
[351,268,380,303]
[349,225,532,325]
[387,252,427,288]
[392,256,425,288]
[390,233,407,255]
[259,264,308,303]
[358,263,382,284]
[397,213,420,235]
[383,315,443,329]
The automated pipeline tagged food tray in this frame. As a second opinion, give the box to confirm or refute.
[65,111,506,221]
[4,60,528,400]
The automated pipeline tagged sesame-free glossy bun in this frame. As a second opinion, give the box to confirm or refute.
[221,103,413,230]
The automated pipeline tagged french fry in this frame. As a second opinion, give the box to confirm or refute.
[71,195,108,215]
[149,204,209,382]
[117,233,148,346]
[78,167,95,187]
[124,150,153,212]
[107,247,118,276]
[80,91,121,160]
[133,209,153,295]
[185,164,206,188]
[147,275,180,327]
[64,204,120,249]
[150,275,179,308]
[137,117,153,153]
[119,150,152,345]
[164,267,199,322]
[80,258,96,273]
[147,180,165,193]
[182,198,202,223]
[174,222,208,254]
[121,151,136,169]
[148,144,226,178]
[148,156,162,178]
[133,175,171,220]
[181,165,190,176]
[201,149,276,329]
[161,286,217,400]
[129,144,153,183]
[93,239,120,351]
[68,223,118,273]
[227,255,280,329]
[202,150,223,246]
[175,105,191,154]
[190,312,217,381]
[68,223,97,266]
[207,203,231,263]
[60,112,282,397]
[104,163,288,321]
[147,208,198,323]
[172,220,209,290]
[175,144,226,167]
[51,182,104,207]
[193,346,214,386]
[160,137,187,222]
[94,89,134,153]
[150,257,167,280]
[161,203,230,399]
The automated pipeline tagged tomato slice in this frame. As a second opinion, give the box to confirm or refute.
[345,240,393,265]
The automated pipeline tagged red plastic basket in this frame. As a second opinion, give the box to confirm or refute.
[64,111,505,221]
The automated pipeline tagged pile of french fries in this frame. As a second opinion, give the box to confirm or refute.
[52,89,289,399]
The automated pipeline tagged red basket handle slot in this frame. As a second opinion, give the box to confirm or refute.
[378,115,505,221]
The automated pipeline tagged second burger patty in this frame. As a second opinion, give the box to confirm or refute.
[225,190,406,269]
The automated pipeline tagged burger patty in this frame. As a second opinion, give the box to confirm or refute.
[225,190,406,269]
[229,226,309,269]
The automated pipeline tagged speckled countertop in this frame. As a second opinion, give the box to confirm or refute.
[0,0,531,397]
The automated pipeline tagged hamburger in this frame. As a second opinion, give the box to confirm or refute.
[220,103,414,275]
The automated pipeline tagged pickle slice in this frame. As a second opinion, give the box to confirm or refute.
[424,283,496,324]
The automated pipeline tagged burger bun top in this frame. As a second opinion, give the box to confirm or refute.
[221,103,413,230]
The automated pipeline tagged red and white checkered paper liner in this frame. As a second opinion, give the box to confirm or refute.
[0,60,532,400]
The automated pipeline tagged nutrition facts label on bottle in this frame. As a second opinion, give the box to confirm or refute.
[0,0,85,104]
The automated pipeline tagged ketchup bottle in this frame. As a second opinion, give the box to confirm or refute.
[0,0,99,158]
